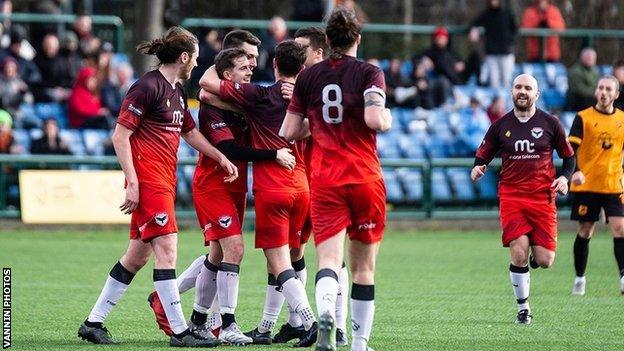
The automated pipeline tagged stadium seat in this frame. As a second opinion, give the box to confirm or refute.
[35,103,67,127]
[12,129,31,153]
[542,89,566,110]
[383,169,404,203]
[447,167,476,201]
[475,171,498,200]
[396,168,422,202]
[377,133,402,159]
[59,130,86,156]
[83,129,110,156]
[397,134,426,159]
[431,169,452,202]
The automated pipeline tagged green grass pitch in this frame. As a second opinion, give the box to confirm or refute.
[3,228,624,350]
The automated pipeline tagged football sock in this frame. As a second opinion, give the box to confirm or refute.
[208,296,222,329]
[154,269,188,335]
[279,269,316,330]
[194,258,218,313]
[315,268,339,320]
[177,255,205,293]
[574,235,590,277]
[613,238,624,277]
[288,258,307,327]
[509,264,530,312]
[351,283,375,351]
[258,274,283,333]
[87,261,134,324]
[336,262,349,331]
[190,309,207,326]
[221,313,236,330]
[217,263,240,319]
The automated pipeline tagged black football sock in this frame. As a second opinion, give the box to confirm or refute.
[613,238,624,277]
[574,235,590,277]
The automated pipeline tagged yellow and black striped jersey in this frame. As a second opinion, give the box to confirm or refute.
[568,106,624,194]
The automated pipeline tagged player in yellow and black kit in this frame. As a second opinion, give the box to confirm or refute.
[568,75,624,296]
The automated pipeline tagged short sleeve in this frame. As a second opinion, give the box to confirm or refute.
[288,79,306,116]
[117,81,150,131]
[554,119,574,158]
[181,109,196,133]
[568,115,583,145]
[220,80,258,109]
[363,66,387,99]
[198,107,235,145]
[475,123,500,164]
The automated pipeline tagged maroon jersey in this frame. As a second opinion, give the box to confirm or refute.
[287,56,385,187]
[117,69,195,190]
[220,80,308,193]
[193,104,249,194]
[476,109,574,196]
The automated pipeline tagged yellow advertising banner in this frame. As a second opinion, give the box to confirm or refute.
[19,170,130,224]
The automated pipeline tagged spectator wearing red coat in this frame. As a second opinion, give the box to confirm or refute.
[68,67,110,129]
[522,0,565,62]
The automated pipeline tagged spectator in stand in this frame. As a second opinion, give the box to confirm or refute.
[101,62,134,116]
[612,59,624,110]
[30,117,71,155]
[522,0,565,62]
[58,32,83,87]
[33,33,72,102]
[257,16,289,81]
[385,58,411,107]
[457,97,490,154]
[0,25,41,86]
[190,29,221,91]
[0,57,32,118]
[68,67,110,130]
[73,14,96,57]
[566,48,599,111]
[418,27,469,86]
[487,96,506,123]
[336,0,369,24]
[0,110,22,154]
[470,0,517,88]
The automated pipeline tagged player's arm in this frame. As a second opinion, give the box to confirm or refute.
[111,123,139,214]
[216,139,295,170]
[199,65,221,96]
[363,89,392,132]
[568,115,585,185]
[282,111,310,141]
[552,118,576,194]
[471,124,500,182]
[182,128,238,182]
[198,89,244,114]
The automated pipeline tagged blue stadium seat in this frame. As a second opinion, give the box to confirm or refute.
[542,89,566,110]
[35,103,67,127]
[447,167,476,201]
[396,168,422,202]
[59,130,86,155]
[178,139,193,158]
[183,165,195,186]
[398,134,426,159]
[377,133,402,159]
[246,169,254,204]
[400,60,413,79]
[561,111,576,130]
[83,129,110,156]
[431,169,452,202]
[476,171,498,200]
[12,129,31,153]
[383,169,404,203]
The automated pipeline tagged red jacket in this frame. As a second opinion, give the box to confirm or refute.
[68,67,102,128]
[522,2,566,61]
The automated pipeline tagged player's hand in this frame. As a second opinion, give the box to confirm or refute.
[276,148,296,170]
[120,182,139,214]
[281,82,294,101]
[551,176,569,195]
[219,157,239,183]
[571,171,585,186]
[470,165,487,182]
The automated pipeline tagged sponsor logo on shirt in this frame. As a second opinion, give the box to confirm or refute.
[234,82,241,90]
[211,122,227,129]
[128,104,142,116]
[531,127,543,139]
[514,139,535,153]
[218,216,232,229]
[154,213,169,227]
[358,222,377,230]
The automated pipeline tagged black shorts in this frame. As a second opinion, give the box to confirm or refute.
[570,192,624,222]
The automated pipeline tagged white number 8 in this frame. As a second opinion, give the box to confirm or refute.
[322,84,343,124]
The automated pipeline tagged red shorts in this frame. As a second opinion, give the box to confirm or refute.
[311,178,386,246]
[254,191,310,249]
[193,188,246,246]
[499,193,558,251]
[300,213,312,245]
[129,185,177,242]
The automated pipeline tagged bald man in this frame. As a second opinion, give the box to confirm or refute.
[471,74,575,324]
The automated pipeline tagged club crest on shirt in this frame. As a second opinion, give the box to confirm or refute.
[234,82,241,90]
[166,99,170,107]
[505,130,511,137]
[218,216,232,229]
[531,127,543,139]
[179,96,185,109]
[154,213,169,226]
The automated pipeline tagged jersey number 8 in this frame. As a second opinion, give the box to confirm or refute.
[322,84,343,124]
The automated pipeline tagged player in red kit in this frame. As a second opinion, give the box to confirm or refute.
[282,8,392,351]
[200,40,319,347]
[78,27,237,348]
[147,30,265,338]
[471,74,575,325]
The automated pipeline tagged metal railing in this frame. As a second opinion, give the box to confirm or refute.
[0,13,125,51]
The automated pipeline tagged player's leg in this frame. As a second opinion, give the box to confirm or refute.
[572,222,595,295]
[273,246,307,344]
[177,255,206,293]
[349,240,380,351]
[188,243,221,338]
[509,235,532,324]
[79,238,151,344]
[249,268,284,344]
[216,234,253,345]
[336,261,350,347]
[607,216,624,293]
